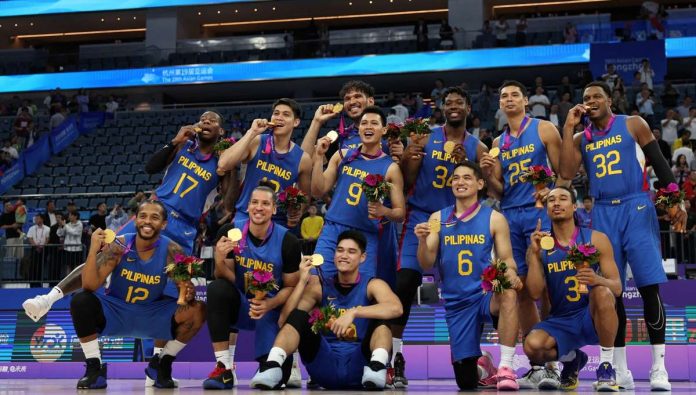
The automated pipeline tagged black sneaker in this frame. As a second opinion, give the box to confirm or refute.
[145,354,177,388]
[202,361,235,390]
[393,352,408,388]
[306,376,321,389]
[77,358,107,389]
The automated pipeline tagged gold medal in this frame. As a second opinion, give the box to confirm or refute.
[311,254,324,266]
[332,103,344,113]
[326,130,339,143]
[194,127,202,133]
[540,236,555,251]
[103,229,116,244]
[227,228,242,242]
[428,219,441,234]
[443,141,456,154]
[489,147,500,158]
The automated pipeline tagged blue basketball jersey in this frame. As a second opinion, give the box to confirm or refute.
[321,275,372,347]
[581,115,647,200]
[340,126,361,151]
[499,119,550,209]
[236,134,304,218]
[232,219,288,298]
[105,233,171,304]
[542,227,594,316]
[437,205,494,310]
[325,151,393,233]
[157,141,219,223]
[408,127,481,213]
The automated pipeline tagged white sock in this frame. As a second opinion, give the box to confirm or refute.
[391,337,402,365]
[651,344,666,371]
[153,346,163,356]
[371,348,389,366]
[600,347,614,364]
[499,345,515,369]
[267,347,287,366]
[215,350,231,369]
[161,340,186,357]
[613,347,627,371]
[559,350,576,363]
[229,345,236,365]
[47,286,64,304]
[81,339,101,362]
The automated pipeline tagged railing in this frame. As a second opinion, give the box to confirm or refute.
[0,243,84,285]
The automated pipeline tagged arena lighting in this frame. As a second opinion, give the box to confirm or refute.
[492,0,610,10]
[13,28,146,39]
[203,9,448,27]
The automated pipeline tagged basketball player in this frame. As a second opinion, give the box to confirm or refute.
[479,80,566,387]
[391,86,488,387]
[524,187,621,391]
[311,106,405,281]
[250,230,403,390]
[69,200,205,389]
[202,184,301,389]
[416,161,521,390]
[559,81,685,390]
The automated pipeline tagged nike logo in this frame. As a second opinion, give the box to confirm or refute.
[223,376,233,384]
[126,257,136,262]
[327,296,336,301]
[547,250,556,256]
[433,140,442,144]
[184,231,194,236]
[637,205,646,210]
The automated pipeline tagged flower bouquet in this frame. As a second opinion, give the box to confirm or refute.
[481,259,515,294]
[213,137,236,156]
[520,165,556,208]
[655,182,686,233]
[385,122,404,141]
[566,243,600,293]
[277,185,308,227]
[361,174,391,220]
[165,254,205,305]
[308,303,357,340]
[245,269,279,302]
[401,117,431,144]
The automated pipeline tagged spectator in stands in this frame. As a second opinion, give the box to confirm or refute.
[105,95,119,113]
[15,199,26,232]
[1,201,23,262]
[386,108,402,125]
[475,83,493,117]
[16,99,33,116]
[673,128,693,153]
[76,89,90,113]
[630,71,643,94]
[47,212,64,284]
[401,94,417,116]
[677,96,693,119]
[653,128,673,165]
[65,200,78,216]
[89,202,107,231]
[106,204,128,232]
[494,107,508,134]
[529,86,550,118]
[661,109,681,146]
[572,164,589,201]
[563,22,578,43]
[429,108,445,127]
[126,191,145,214]
[636,87,656,128]
[392,98,409,122]
[229,113,243,141]
[49,104,66,131]
[684,171,696,208]
[673,154,690,187]
[533,76,545,92]
[480,20,495,48]
[614,76,626,94]
[494,17,509,47]
[301,205,324,254]
[431,78,446,109]
[479,128,493,149]
[2,139,19,160]
[610,89,629,115]
[439,19,454,49]
[558,75,574,98]
[661,82,680,108]
[576,196,593,228]
[51,87,67,110]
[469,116,482,138]
[383,92,399,108]
[639,58,655,89]
[41,200,57,227]
[557,92,573,125]
[414,19,429,51]
[26,214,50,286]
[515,15,527,46]
[13,107,33,149]
[57,211,83,274]
[601,64,619,92]
[683,106,696,135]
[547,104,561,128]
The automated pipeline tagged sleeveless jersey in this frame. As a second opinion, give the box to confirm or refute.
[321,275,372,347]
[340,126,362,151]
[499,118,550,209]
[542,227,594,316]
[106,233,171,304]
[232,219,288,298]
[325,150,393,233]
[437,205,494,310]
[580,115,647,200]
[408,127,481,212]
[236,134,304,219]
[157,140,219,224]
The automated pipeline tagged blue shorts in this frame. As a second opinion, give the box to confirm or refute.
[397,207,430,273]
[313,220,379,279]
[304,340,367,390]
[376,221,397,288]
[95,293,178,340]
[444,292,493,361]
[533,308,599,358]
[232,288,282,359]
[592,194,666,288]
[502,205,550,276]
[118,207,196,255]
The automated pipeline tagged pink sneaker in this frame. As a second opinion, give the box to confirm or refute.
[496,366,520,391]
[477,352,498,388]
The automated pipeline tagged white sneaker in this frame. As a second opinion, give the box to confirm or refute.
[517,366,545,389]
[650,368,671,391]
[361,365,387,389]
[22,294,53,322]
[615,368,635,390]
[286,359,302,388]
[538,368,561,390]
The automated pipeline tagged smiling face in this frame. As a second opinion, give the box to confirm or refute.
[358,112,385,146]
[270,103,301,137]
[443,92,470,128]
[451,165,484,200]
[499,85,528,116]
[196,111,224,143]
[247,189,276,226]
[343,89,375,122]
[582,86,612,121]
[135,202,167,240]
[334,238,366,274]
[546,188,576,222]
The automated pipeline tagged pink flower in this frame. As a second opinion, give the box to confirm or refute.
[174,253,186,263]
[482,266,498,282]
[252,270,273,283]
[543,166,552,177]
[364,174,378,187]
[577,244,597,256]
[278,192,287,203]
[481,280,493,293]
[308,308,323,324]
[666,183,679,193]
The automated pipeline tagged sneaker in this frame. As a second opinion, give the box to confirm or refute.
[393,352,408,388]
[306,376,320,389]
[560,349,588,391]
[77,358,107,389]
[250,361,283,390]
[286,359,302,388]
[517,366,544,389]
[477,351,498,388]
[594,362,619,392]
[362,362,387,390]
[202,362,235,390]
[615,368,635,390]
[538,368,561,390]
[386,366,395,389]
[496,366,519,391]
[22,294,52,322]
[144,354,176,389]
[144,354,179,387]
[649,368,671,391]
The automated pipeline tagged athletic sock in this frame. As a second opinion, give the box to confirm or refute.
[600,347,614,365]
[267,347,287,366]
[81,339,101,362]
[161,340,186,357]
[214,350,231,369]
[499,345,515,370]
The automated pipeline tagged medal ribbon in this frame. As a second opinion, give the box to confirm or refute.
[501,116,531,151]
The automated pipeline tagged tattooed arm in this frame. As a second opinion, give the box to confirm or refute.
[81,230,124,291]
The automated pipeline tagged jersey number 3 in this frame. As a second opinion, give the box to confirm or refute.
[592,150,622,178]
